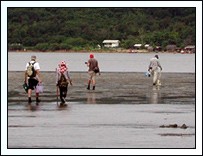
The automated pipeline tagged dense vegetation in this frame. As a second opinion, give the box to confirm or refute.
[8,8,195,51]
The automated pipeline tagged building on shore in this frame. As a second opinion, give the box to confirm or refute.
[184,45,195,53]
[102,40,120,48]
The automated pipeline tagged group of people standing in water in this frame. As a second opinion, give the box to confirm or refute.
[24,53,162,106]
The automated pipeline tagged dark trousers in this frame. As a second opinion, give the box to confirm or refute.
[59,86,68,103]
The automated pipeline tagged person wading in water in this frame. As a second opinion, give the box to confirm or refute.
[56,61,72,106]
[148,54,162,86]
[24,55,42,103]
[85,53,100,90]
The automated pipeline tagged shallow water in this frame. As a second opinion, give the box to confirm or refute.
[8,52,195,73]
[7,51,196,149]
[7,72,195,148]
[8,102,195,148]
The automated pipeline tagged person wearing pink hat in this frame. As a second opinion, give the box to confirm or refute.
[56,61,72,105]
[85,53,100,90]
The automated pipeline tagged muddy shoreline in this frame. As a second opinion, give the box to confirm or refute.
[8,72,195,104]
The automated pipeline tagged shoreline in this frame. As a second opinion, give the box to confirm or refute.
[8,49,193,54]
[8,71,195,74]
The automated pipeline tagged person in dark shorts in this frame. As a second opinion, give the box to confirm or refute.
[24,55,42,103]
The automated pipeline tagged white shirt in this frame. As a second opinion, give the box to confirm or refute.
[25,60,40,71]
[149,57,162,71]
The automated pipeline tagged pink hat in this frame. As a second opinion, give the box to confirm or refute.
[90,54,94,58]
[58,61,68,73]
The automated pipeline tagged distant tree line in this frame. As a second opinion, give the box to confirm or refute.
[8,8,195,51]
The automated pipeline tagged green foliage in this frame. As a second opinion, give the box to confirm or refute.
[121,38,138,49]
[35,43,49,51]
[63,37,87,47]
[8,8,195,51]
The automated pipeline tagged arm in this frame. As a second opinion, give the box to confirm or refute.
[24,71,28,83]
[148,61,152,71]
[87,61,90,67]
[34,62,42,82]
[85,60,90,66]
[56,68,59,86]
[35,69,42,83]
[97,61,101,75]
[157,61,162,70]
[67,71,72,85]
[24,62,28,83]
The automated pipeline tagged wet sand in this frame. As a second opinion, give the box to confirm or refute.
[7,72,195,148]
[8,72,195,104]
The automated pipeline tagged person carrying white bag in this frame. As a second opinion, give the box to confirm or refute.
[35,82,44,93]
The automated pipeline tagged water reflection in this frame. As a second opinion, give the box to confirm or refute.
[26,103,39,111]
[57,103,68,110]
[86,92,96,104]
[149,86,161,104]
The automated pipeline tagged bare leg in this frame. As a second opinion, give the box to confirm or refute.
[36,93,40,102]
[92,75,96,90]
[87,79,91,90]
[28,89,32,103]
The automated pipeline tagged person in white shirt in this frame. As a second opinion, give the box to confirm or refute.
[148,55,162,86]
[24,55,42,103]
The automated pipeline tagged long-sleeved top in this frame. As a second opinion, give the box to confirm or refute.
[56,70,71,84]
[148,57,162,71]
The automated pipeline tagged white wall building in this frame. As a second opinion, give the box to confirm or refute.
[133,44,142,49]
[102,40,120,48]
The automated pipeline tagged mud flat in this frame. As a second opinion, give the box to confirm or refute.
[8,71,195,105]
[7,72,195,149]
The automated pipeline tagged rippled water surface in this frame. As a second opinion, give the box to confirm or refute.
[8,102,195,148]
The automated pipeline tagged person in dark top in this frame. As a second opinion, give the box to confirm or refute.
[85,53,100,90]
[56,61,72,105]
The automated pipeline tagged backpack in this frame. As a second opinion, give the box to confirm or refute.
[94,66,100,73]
[58,73,68,87]
[26,62,36,77]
